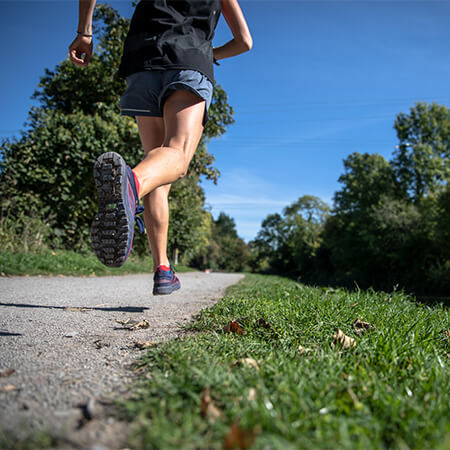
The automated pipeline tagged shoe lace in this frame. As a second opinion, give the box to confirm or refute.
[135,205,145,233]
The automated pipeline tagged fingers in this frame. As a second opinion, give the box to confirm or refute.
[68,36,93,68]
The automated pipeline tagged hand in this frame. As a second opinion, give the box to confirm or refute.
[69,34,93,68]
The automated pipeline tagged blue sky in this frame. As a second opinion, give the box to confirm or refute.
[1,1,450,241]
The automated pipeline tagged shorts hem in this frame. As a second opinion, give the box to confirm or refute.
[121,109,162,118]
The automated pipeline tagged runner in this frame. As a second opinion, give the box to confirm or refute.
[69,0,252,295]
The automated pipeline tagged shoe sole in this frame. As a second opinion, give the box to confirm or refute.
[153,283,181,296]
[90,152,133,268]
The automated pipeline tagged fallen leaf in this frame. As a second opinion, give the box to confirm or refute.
[116,318,150,330]
[93,340,110,349]
[0,369,15,377]
[64,331,78,338]
[200,387,222,423]
[78,397,97,424]
[257,317,275,332]
[332,329,356,349]
[298,345,313,355]
[133,320,150,330]
[223,422,259,450]
[235,358,260,369]
[64,307,93,312]
[224,320,243,335]
[116,318,131,326]
[133,341,155,350]
[247,388,257,401]
[1,384,16,392]
[353,318,375,335]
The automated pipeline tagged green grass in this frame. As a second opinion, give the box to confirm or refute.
[120,274,449,449]
[0,250,194,276]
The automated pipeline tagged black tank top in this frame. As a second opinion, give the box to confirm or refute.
[118,0,221,83]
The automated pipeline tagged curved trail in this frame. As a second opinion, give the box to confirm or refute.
[0,272,243,448]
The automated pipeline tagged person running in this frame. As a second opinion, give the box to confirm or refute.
[69,0,252,295]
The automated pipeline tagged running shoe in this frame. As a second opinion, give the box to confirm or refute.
[153,265,181,295]
[91,152,144,267]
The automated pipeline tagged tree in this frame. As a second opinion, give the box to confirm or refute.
[190,212,250,272]
[392,102,449,203]
[251,196,330,280]
[0,3,234,257]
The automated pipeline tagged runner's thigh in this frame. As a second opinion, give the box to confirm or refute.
[162,90,205,167]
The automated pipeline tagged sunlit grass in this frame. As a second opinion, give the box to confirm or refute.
[0,250,194,277]
[121,274,449,449]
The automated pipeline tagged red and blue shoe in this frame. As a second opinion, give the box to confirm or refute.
[91,152,145,267]
[153,265,181,295]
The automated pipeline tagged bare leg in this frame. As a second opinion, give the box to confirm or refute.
[134,90,205,268]
[132,90,205,198]
[134,116,172,268]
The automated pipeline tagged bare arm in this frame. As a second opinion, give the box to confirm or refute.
[214,0,252,62]
[69,0,97,68]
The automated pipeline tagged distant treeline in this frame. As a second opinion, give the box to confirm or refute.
[249,102,449,296]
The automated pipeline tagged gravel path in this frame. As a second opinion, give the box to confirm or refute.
[0,272,243,448]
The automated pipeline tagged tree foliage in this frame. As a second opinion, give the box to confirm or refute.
[251,196,330,279]
[190,212,250,272]
[392,102,450,202]
[251,102,449,295]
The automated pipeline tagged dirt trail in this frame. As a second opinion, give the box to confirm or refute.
[0,272,243,449]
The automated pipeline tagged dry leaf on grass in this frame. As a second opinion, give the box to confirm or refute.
[332,329,356,349]
[257,317,275,332]
[224,320,243,335]
[0,384,16,392]
[247,388,257,401]
[0,369,15,377]
[200,387,222,423]
[353,318,375,335]
[223,422,260,450]
[116,318,150,330]
[133,341,155,350]
[298,345,313,355]
[234,358,260,369]
[64,307,93,312]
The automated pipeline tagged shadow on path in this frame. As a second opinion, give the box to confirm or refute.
[0,331,23,336]
[0,302,149,313]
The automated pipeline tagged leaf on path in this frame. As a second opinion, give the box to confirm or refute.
[116,318,150,330]
[78,397,98,424]
[0,384,16,392]
[64,331,78,338]
[224,320,243,335]
[332,329,356,349]
[64,307,93,312]
[200,387,222,423]
[93,340,110,349]
[234,358,260,369]
[0,369,15,377]
[298,345,313,355]
[223,422,259,450]
[352,318,375,335]
[133,341,155,350]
